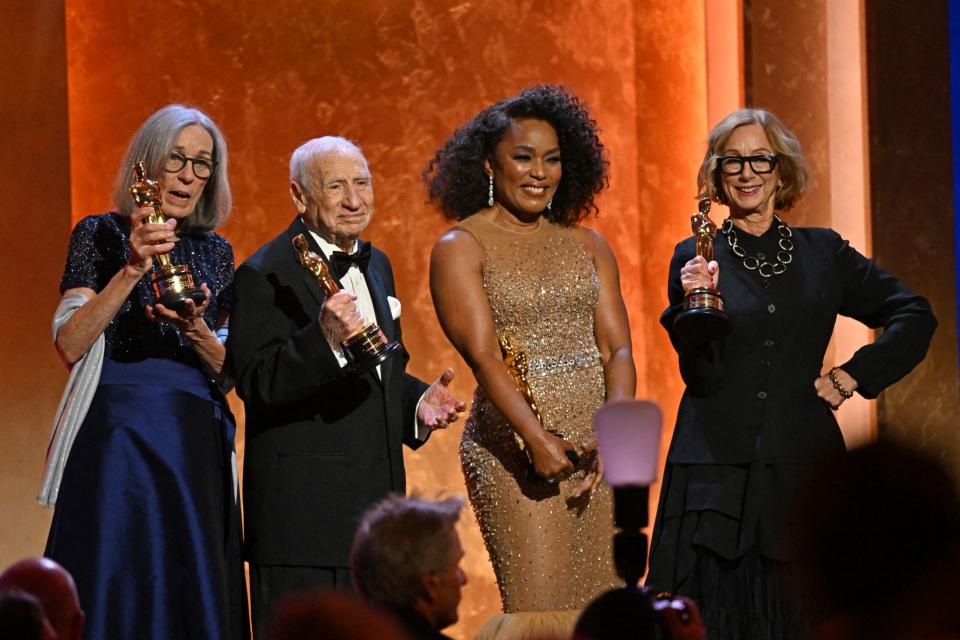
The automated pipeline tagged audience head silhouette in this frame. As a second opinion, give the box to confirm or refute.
[352,495,467,636]
[265,590,408,640]
[0,558,83,640]
[796,440,960,640]
[0,589,56,640]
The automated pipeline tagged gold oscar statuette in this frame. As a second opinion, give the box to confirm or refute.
[499,335,543,426]
[499,334,580,477]
[673,196,731,341]
[292,233,402,372]
[128,161,206,312]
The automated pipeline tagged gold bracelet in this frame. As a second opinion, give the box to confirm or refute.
[828,367,854,400]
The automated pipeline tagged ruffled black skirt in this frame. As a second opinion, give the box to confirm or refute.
[646,462,818,640]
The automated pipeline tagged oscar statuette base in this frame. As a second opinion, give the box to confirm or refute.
[342,323,403,373]
[674,287,731,342]
[151,265,207,313]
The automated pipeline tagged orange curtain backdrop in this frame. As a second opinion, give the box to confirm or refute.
[0,1,71,566]
[63,0,706,636]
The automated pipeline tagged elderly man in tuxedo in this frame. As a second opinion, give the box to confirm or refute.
[229,136,465,635]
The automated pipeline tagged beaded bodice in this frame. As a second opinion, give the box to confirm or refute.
[459,214,602,438]
[60,213,234,366]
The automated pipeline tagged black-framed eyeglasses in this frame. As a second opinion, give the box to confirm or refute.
[163,152,217,179]
[717,154,779,175]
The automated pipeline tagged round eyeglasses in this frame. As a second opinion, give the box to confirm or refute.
[163,152,217,179]
[717,154,779,175]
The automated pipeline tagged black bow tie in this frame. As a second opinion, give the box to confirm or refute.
[328,243,371,280]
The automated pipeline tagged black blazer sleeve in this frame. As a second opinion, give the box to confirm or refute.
[829,231,937,398]
[373,251,430,449]
[402,372,430,450]
[229,259,348,409]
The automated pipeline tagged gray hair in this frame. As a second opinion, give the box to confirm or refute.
[289,136,366,198]
[697,107,810,212]
[111,104,231,234]
[351,494,464,610]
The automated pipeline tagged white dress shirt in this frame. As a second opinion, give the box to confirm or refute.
[308,230,382,379]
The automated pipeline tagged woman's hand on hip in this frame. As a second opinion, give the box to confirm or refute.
[815,366,858,410]
[680,256,719,294]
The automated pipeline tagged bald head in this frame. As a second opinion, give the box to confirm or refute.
[0,558,84,640]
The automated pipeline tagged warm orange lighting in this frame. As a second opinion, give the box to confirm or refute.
[706,0,745,129]
[826,0,875,446]
[55,1,711,637]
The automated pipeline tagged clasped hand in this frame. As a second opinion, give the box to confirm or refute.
[680,256,719,294]
[127,208,214,336]
[528,431,604,499]
[126,208,177,276]
[145,284,213,335]
[319,291,365,347]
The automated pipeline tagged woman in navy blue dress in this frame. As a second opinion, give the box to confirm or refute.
[44,104,247,639]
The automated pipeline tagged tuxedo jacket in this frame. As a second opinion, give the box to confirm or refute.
[229,217,428,567]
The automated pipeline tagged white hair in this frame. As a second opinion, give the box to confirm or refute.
[289,136,366,196]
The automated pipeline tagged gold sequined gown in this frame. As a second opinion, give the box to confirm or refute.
[457,215,617,638]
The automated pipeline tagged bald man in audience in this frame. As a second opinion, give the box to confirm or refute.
[0,558,84,640]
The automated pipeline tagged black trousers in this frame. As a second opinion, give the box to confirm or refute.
[250,563,354,639]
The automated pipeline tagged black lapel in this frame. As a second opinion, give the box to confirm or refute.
[363,244,395,390]
[286,216,348,307]
[364,252,393,337]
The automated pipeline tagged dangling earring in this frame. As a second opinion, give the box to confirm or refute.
[488,174,494,207]
[547,198,553,211]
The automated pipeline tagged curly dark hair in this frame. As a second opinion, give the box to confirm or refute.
[424,84,609,226]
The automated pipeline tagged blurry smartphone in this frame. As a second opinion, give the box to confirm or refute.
[653,594,706,640]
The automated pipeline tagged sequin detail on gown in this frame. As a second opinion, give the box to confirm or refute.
[456,215,617,622]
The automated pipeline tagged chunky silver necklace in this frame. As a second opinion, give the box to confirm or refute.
[721,216,794,278]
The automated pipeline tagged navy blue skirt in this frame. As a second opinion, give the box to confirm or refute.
[45,358,248,640]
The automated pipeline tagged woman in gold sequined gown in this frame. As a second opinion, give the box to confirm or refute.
[425,85,637,639]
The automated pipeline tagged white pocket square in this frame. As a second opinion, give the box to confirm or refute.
[388,296,401,320]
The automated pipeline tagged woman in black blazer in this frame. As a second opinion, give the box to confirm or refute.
[647,108,936,640]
